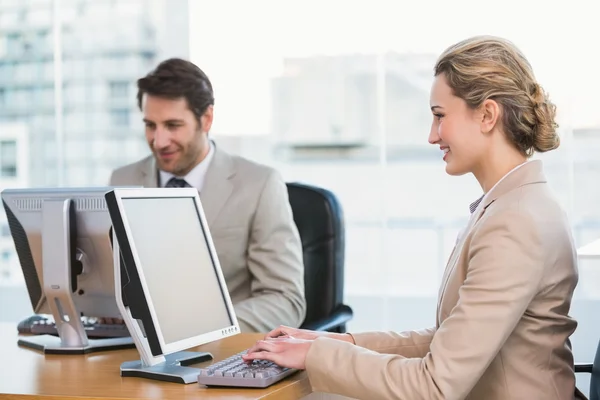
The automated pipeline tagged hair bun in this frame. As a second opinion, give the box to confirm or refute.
[530,84,560,153]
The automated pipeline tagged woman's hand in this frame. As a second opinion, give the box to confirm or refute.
[241,337,313,369]
[265,325,355,344]
[241,326,355,369]
[264,325,320,340]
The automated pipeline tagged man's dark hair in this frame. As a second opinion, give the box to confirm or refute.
[136,58,214,121]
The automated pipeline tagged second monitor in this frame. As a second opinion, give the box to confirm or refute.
[106,187,298,387]
[106,187,240,383]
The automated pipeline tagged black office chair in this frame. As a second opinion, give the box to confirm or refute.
[286,182,353,333]
[575,339,600,400]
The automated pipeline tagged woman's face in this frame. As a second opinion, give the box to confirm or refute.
[428,74,488,176]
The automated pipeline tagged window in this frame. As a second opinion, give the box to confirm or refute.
[0,10,19,27]
[110,109,130,127]
[41,60,53,81]
[5,33,21,55]
[0,34,6,58]
[0,140,17,177]
[1,164,17,177]
[109,81,129,99]
[0,63,13,82]
[1,224,9,237]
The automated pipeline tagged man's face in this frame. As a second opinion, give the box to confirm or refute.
[142,94,213,176]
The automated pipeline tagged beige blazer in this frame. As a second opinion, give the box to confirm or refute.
[305,160,579,400]
[109,144,306,333]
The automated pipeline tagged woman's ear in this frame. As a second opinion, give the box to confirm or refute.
[480,99,500,133]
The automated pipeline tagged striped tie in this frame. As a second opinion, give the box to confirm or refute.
[165,177,191,188]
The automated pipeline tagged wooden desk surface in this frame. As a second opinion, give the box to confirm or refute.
[0,323,312,400]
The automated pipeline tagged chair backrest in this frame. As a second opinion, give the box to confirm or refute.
[286,182,345,329]
[591,339,600,400]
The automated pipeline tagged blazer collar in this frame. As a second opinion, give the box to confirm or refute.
[480,159,547,212]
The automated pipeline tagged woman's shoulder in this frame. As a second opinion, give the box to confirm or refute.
[488,182,567,223]
[474,182,573,251]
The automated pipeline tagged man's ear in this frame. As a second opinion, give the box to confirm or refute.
[201,105,214,134]
[480,99,500,133]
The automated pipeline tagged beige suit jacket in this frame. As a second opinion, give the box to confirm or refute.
[305,160,579,400]
[109,144,306,333]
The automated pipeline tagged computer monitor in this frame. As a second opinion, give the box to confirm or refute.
[1,187,136,354]
[105,187,240,384]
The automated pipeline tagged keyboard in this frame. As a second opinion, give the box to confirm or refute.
[17,315,130,338]
[197,350,297,388]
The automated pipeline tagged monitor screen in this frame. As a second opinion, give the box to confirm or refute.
[121,197,233,345]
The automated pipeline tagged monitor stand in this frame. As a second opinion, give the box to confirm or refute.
[111,232,212,383]
[18,334,135,355]
[18,198,134,354]
[120,351,214,384]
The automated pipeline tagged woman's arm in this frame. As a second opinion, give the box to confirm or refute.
[349,327,436,358]
[304,209,546,400]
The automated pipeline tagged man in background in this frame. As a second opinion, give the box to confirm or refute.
[110,58,306,333]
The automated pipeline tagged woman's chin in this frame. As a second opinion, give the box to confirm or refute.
[445,162,468,176]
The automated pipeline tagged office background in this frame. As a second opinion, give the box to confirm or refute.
[0,0,598,394]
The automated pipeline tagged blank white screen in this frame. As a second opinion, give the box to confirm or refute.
[122,197,233,345]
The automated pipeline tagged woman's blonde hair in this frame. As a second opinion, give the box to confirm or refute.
[434,36,559,156]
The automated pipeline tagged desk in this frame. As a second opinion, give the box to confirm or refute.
[0,323,312,400]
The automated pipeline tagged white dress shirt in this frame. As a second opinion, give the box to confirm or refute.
[158,141,214,191]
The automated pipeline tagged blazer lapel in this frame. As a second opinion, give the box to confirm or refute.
[435,160,547,324]
[436,203,486,323]
[139,156,158,187]
[200,143,235,227]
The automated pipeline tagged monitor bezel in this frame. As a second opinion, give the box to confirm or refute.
[107,187,240,356]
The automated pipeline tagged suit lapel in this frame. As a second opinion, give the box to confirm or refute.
[200,143,235,227]
[139,156,158,187]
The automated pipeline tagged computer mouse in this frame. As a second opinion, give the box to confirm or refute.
[17,315,47,334]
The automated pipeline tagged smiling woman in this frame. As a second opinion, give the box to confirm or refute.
[243,36,580,400]
[427,36,560,190]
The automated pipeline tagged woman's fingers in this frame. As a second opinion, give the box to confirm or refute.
[246,339,280,355]
[265,325,294,339]
[242,350,278,364]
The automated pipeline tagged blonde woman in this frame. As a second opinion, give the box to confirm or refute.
[243,36,580,400]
